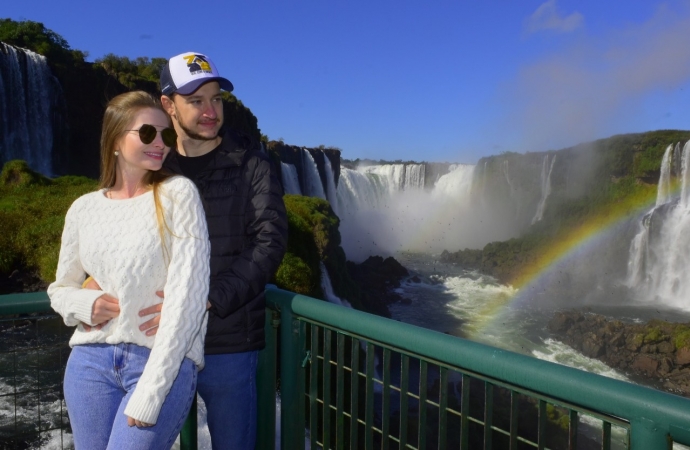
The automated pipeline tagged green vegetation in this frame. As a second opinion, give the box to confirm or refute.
[0,161,97,280]
[642,326,664,344]
[673,326,690,350]
[0,18,87,69]
[276,195,360,306]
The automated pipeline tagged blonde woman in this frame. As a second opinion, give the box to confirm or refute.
[48,91,209,449]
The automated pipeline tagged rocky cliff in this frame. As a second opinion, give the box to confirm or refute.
[549,310,690,396]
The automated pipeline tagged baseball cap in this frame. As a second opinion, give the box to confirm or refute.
[160,52,234,96]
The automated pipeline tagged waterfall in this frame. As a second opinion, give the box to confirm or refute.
[281,162,302,195]
[502,160,514,196]
[0,43,64,176]
[320,262,352,308]
[323,156,339,216]
[301,149,326,199]
[531,154,557,224]
[626,140,690,309]
[360,164,426,193]
[336,168,388,214]
[431,164,475,199]
[655,145,673,207]
[337,163,481,261]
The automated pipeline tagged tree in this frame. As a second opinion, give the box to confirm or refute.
[0,19,86,66]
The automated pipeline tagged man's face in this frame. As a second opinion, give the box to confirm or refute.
[166,81,224,141]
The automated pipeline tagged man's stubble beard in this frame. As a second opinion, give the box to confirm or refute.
[174,107,223,142]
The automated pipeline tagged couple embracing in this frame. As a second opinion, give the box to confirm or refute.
[48,52,288,449]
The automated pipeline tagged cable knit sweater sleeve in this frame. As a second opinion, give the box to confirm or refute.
[48,198,106,326]
[124,177,210,424]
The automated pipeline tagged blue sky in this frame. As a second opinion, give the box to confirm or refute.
[5,0,690,163]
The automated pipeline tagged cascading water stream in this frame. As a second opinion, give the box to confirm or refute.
[531,154,557,224]
[301,149,326,199]
[281,162,302,195]
[656,145,673,207]
[319,262,352,308]
[0,43,64,176]
[323,156,339,216]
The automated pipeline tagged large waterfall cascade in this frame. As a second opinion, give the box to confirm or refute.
[626,141,690,309]
[0,43,64,176]
[531,154,557,224]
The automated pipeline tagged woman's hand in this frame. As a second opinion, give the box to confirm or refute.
[91,293,120,326]
[127,415,153,427]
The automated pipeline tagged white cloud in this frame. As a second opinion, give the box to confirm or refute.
[525,0,584,34]
[504,3,690,152]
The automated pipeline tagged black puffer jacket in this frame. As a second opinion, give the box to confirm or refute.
[164,129,287,354]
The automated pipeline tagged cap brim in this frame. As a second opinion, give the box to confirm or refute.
[175,77,234,95]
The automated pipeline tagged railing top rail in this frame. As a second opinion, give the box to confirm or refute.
[0,291,51,315]
[265,287,690,441]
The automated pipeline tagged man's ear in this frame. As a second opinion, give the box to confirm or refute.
[161,95,176,117]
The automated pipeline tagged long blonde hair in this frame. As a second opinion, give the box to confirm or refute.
[99,91,174,256]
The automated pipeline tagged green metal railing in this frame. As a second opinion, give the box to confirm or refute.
[4,289,690,449]
[260,288,690,450]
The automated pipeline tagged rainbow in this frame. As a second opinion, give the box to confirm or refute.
[465,183,661,337]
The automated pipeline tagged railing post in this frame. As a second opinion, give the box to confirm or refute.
[256,309,279,450]
[279,301,305,449]
[180,395,197,450]
[630,418,670,450]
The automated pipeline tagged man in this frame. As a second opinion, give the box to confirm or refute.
[146,52,287,448]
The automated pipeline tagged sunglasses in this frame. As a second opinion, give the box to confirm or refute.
[125,124,177,147]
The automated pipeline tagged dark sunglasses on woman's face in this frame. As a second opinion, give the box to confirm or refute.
[125,124,177,147]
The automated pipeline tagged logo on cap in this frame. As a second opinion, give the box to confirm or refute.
[183,54,213,75]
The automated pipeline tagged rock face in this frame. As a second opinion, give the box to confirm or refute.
[347,256,409,318]
[548,310,690,396]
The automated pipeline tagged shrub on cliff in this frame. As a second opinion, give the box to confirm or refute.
[275,195,360,307]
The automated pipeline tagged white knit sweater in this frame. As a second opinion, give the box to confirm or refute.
[48,176,210,425]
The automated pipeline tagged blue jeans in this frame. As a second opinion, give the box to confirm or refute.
[64,343,197,450]
[197,351,258,450]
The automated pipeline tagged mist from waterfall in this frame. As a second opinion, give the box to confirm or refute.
[281,162,302,195]
[0,43,64,176]
[626,141,690,310]
[335,163,520,262]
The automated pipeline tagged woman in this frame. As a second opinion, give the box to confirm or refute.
[48,91,210,449]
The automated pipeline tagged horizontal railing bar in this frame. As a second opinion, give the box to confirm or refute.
[269,290,678,438]
[0,292,51,315]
